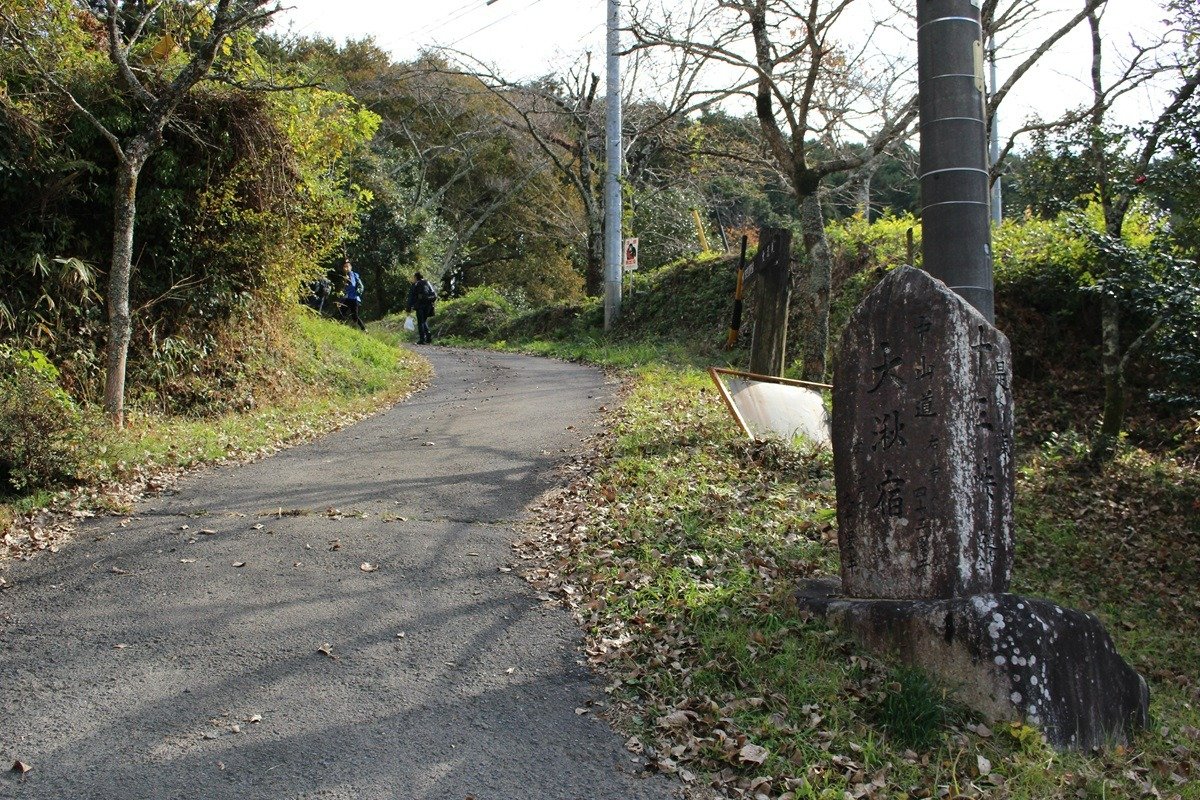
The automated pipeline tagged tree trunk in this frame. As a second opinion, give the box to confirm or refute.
[798,192,834,381]
[375,261,386,318]
[1093,292,1124,460]
[854,168,873,219]
[103,148,147,428]
[586,212,604,296]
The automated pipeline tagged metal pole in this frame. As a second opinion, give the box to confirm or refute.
[917,0,995,323]
[603,0,623,330]
[988,35,1003,224]
[724,235,748,349]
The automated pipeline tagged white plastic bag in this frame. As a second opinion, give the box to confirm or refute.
[403,315,415,332]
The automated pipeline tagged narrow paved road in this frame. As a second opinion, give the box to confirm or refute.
[0,348,680,800]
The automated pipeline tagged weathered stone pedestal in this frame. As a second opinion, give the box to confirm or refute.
[815,266,1148,750]
[796,578,1149,750]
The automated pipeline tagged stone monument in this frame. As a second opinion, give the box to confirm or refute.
[798,266,1149,750]
[833,265,1012,600]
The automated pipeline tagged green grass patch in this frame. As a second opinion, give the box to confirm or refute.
[870,665,959,751]
[103,313,427,475]
[2,313,427,557]
[378,254,751,371]
[518,358,1200,799]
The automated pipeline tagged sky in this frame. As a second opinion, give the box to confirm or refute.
[272,0,1175,140]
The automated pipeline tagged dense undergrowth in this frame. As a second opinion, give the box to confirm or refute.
[377,252,745,368]
[411,238,1199,798]
[1,312,428,560]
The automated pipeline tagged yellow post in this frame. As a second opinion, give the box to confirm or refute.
[691,208,710,251]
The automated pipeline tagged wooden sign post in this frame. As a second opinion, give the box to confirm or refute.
[748,228,792,377]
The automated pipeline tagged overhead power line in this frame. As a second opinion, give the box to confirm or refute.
[409,0,487,40]
[441,0,549,49]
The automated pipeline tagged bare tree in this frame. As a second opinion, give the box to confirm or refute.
[873,0,1112,184]
[464,61,609,294]
[451,41,752,296]
[1075,2,1200,459]
[387,62,573,291]
[630,0,917,379]
[1,0,281,426]
[975,0,1112,182]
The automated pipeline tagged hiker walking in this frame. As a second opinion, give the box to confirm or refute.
[308,276,332,313]
[340,259,366,331]
[406,271,438,344]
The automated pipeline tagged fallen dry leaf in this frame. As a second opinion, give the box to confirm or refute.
[11,760,31,774]
[657,710,693,729]
[247,714,262,724]
[317,643,339,660]
[738,743,770,765]
[359,562,378,573]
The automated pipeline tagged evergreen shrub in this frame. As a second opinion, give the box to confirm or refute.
[428,286,518,341]
[0,347,95,494]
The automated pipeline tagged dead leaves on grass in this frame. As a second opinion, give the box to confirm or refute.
[516,409,868,798]
[515,384,1200,800]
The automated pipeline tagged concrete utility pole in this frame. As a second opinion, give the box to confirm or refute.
[603,0,623,330]
[988,36,1003,224]
[917,0,995,323]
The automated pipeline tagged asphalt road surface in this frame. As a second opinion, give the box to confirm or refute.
[0,348,682,800]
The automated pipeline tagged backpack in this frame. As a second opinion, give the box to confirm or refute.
[419,280,438,303]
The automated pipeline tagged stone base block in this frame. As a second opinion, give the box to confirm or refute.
[797,579,1149,750]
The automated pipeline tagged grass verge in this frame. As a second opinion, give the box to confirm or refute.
[1,313,428,564]
[518,362,1199,799]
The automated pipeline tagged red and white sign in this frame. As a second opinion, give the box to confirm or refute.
[623,238,639,271]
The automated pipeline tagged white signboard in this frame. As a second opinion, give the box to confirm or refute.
[709,367,832,447]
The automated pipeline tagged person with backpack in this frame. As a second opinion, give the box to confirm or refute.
[340,259,366,331]
[307,276,332,313]
[406,271,438,344]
